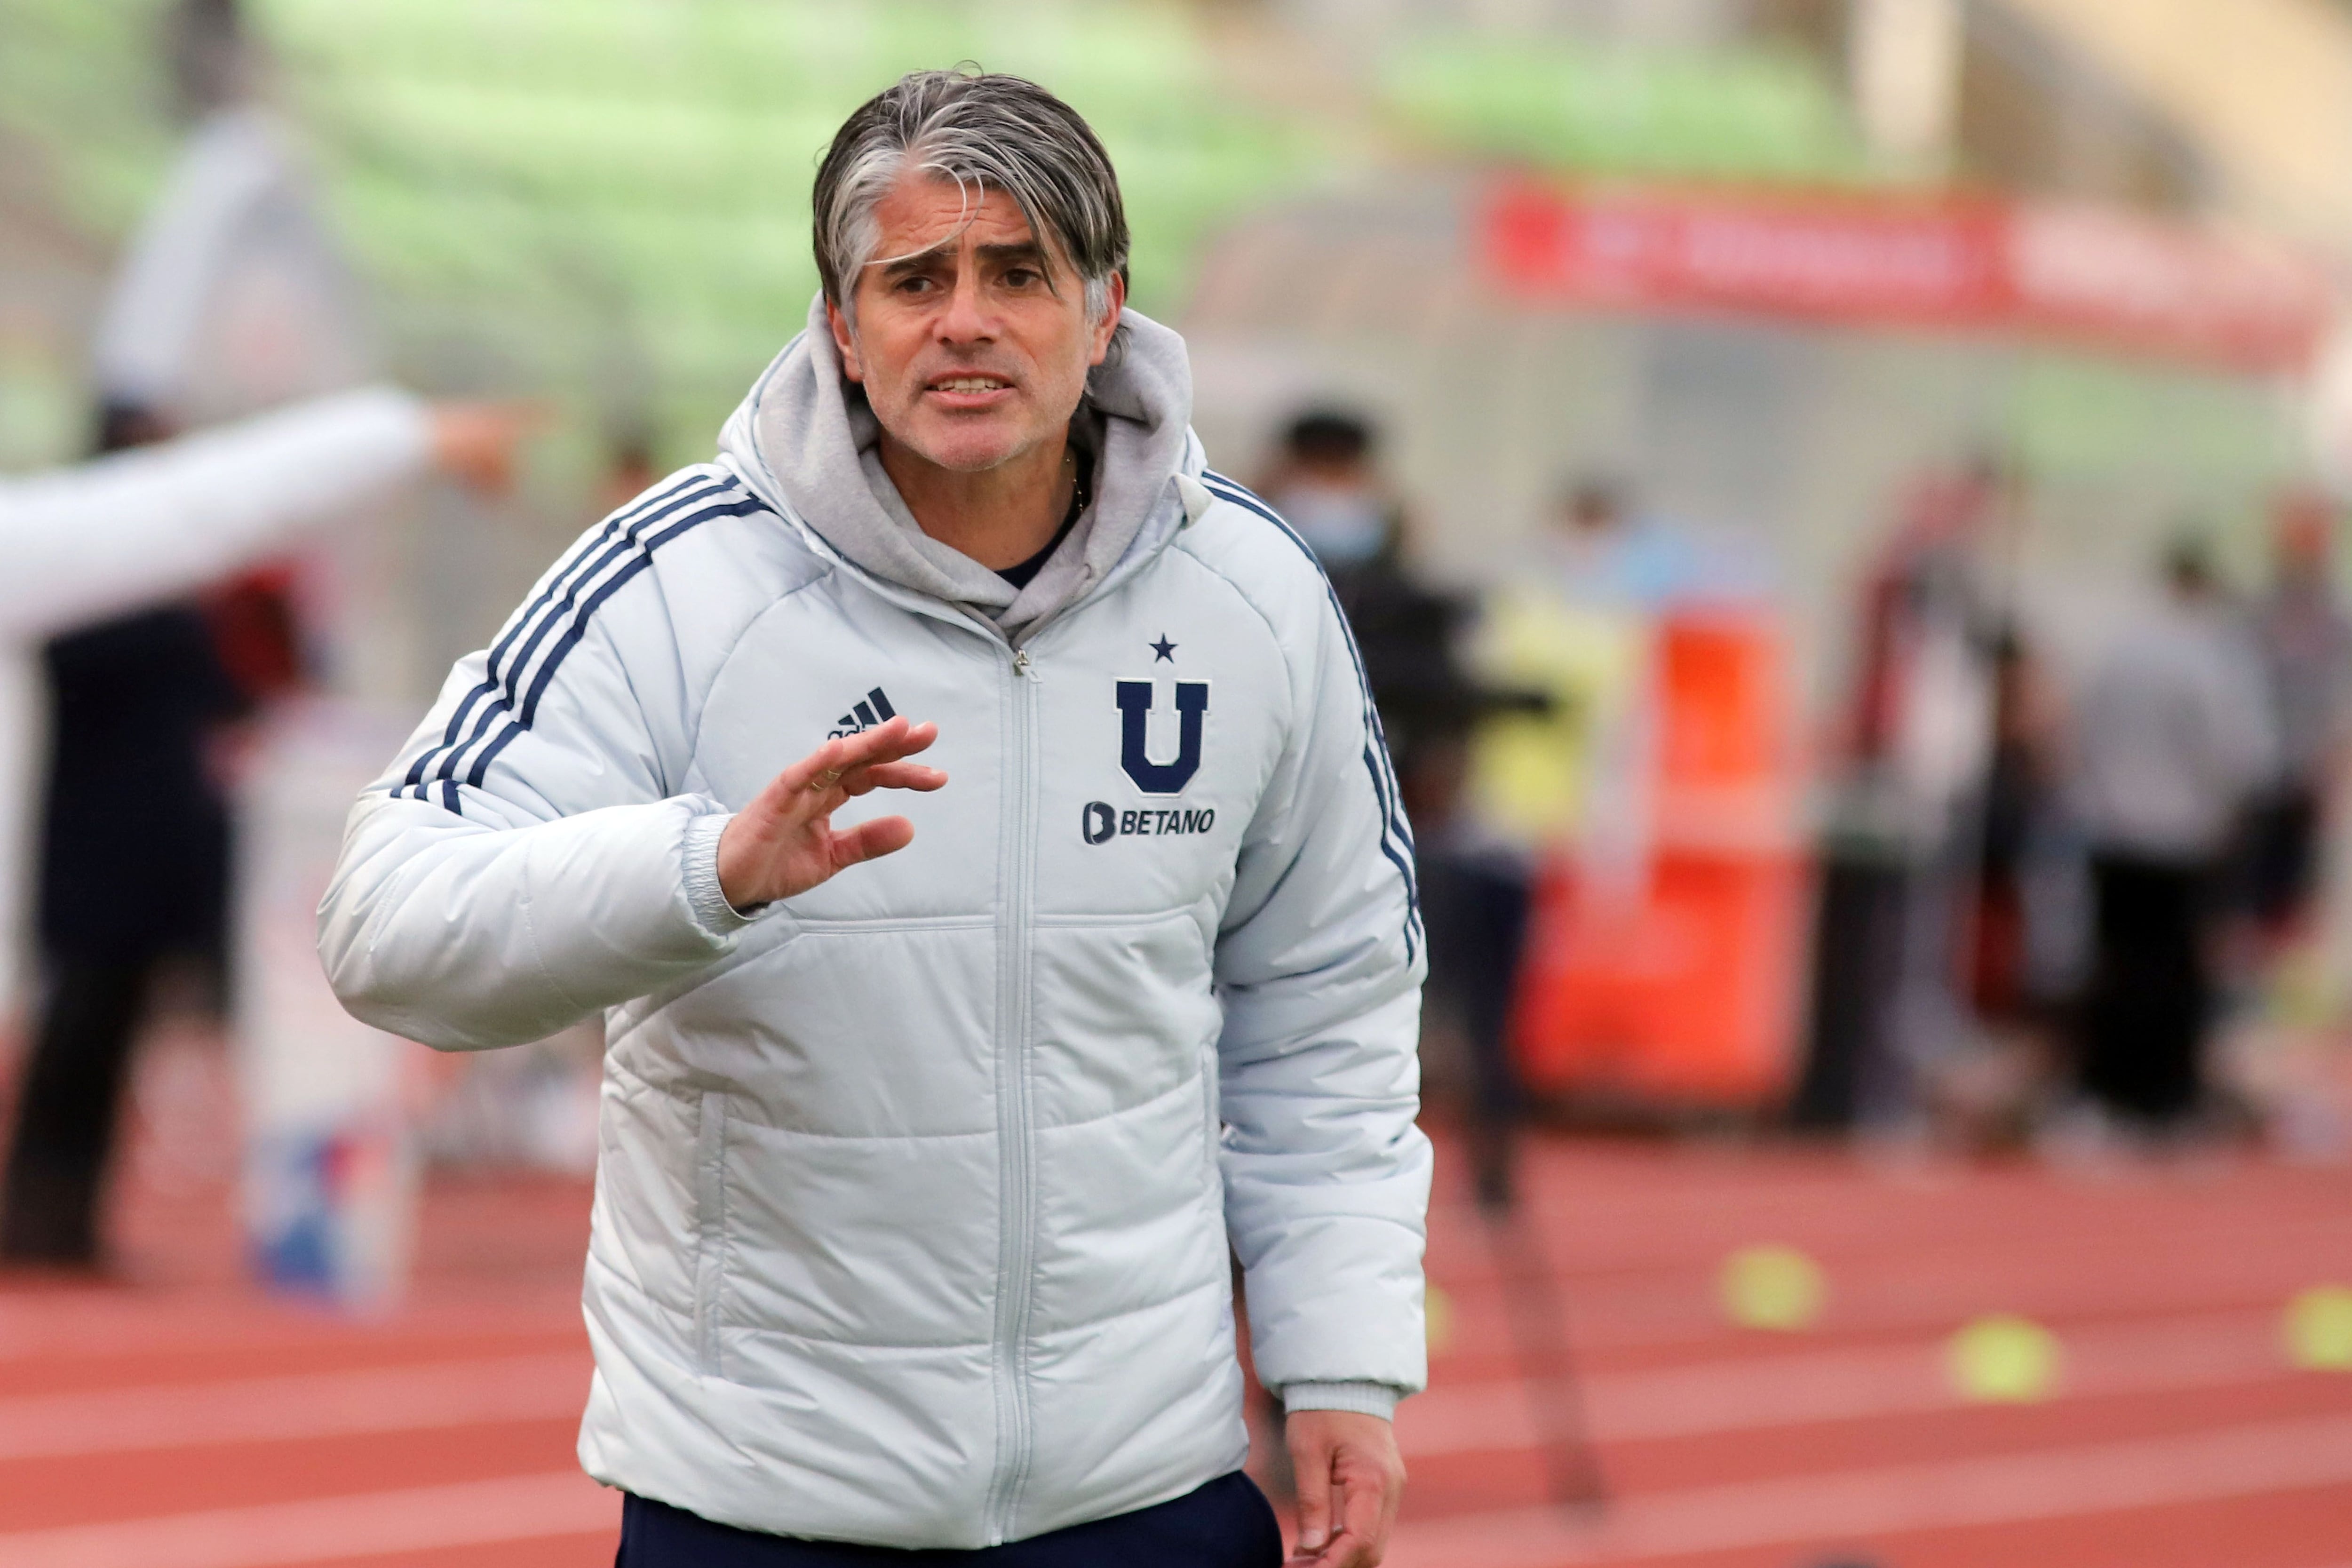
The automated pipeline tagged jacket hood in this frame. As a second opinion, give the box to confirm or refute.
[718,294,1196,639]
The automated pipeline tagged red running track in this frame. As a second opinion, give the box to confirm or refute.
[2,1130,2348,1567]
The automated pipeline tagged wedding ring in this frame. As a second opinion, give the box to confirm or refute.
[810,767,844,790]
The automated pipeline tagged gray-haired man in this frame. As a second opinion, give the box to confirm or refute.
[322,70,1428,1564]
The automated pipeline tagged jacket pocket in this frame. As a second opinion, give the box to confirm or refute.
[691,1090,729,1376]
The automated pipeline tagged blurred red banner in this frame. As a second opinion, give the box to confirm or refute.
[1484,177,2336,374]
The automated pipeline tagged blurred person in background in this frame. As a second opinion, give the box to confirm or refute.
[24,398,257,1270]
[1542,477,1773,613]
[1262,409,1538,1205]
[1405,690,1543,1211]
[319,71,1422,1566]
[1799,462,2006,1134]
[1945,625,2084,1145]
[1968,631,2042,1024]
[2244,489,2351,942]
[1537,478,1677,902]
[0,0,471,1273]
[601,426,663,517]
[1549,478,1694,609]
[0,390,526,1268]
[1520,475,1775,899]
[1257,410,1405,599]
[2071,538,2278,1136]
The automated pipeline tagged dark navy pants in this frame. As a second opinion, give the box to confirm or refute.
[614,1473,1282,1566]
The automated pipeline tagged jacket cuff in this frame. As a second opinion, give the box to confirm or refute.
[682,813,759,934]
[1280,1381,1401,1420]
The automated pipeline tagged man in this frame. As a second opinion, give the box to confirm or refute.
[0,388,523,1267]
[320,72,1427,1564]
[1261,409,1532,1207]
[2073,540,2277,1131]
[1258,409,1404,582]
[1800,463,2002,1132]
[1258,410,1452,756]
[2247,490,2352,937]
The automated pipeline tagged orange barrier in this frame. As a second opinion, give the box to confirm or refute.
[1512,611,1807,1106]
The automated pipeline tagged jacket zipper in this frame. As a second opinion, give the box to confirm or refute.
[985,644,1043,1540]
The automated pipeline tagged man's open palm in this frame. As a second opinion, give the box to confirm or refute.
[716,716,946,911]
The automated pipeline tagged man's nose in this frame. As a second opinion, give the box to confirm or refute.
[935,264,996,344]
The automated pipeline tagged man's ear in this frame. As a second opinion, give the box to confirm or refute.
[1087,273,1127,368]
[826,296,865,384]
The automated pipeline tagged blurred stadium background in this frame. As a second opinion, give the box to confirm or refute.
[4,2,2352,1565]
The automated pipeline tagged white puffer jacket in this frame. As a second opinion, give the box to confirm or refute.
[318,311,1429,1549]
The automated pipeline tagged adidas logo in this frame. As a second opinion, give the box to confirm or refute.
[826,686,898,740]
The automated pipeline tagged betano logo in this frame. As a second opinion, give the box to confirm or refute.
[1083,802,1216,845]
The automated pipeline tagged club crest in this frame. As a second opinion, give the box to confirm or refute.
[1115,679,1208,795]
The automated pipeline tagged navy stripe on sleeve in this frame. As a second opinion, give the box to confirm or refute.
[396,470,730,799]
[393,469,761,814]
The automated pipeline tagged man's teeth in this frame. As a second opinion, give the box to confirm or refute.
[934,378,1008,392]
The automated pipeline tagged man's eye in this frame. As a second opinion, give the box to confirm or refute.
[894,275,936,295]
[1002,268,1041,288]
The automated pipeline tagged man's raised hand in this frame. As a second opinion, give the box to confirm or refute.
[715,716,946,912]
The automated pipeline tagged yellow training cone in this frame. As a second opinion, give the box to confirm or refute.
[1948,1314,2061,1402]
[2284,1285,2352,1370]
[1719,1244,1825,1331]
[1425,1281,1455,1354]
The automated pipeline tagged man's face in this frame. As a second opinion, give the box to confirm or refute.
[828,174,1121,476]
